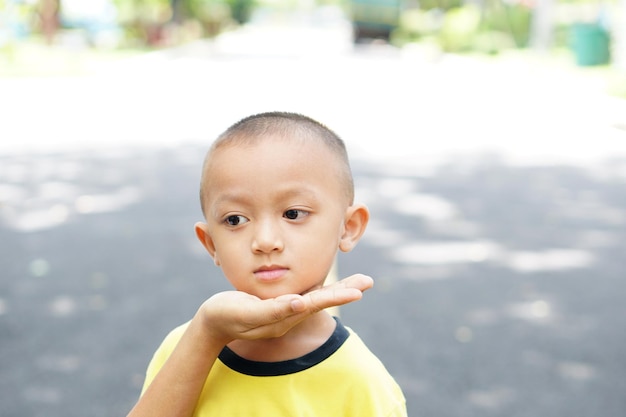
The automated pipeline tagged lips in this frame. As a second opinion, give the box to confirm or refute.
[254,265,288,282]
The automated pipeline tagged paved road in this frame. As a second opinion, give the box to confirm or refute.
[2,143,625,417]
[1,10,626,417]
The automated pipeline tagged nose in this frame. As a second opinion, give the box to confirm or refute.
[251,218,284,254]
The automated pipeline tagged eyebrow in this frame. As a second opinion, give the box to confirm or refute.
[210,186,321,215]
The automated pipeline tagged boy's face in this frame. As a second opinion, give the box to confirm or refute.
[196,135,354,300]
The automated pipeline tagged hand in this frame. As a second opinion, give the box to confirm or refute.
[128,274,372,417]
[199,274,373,345]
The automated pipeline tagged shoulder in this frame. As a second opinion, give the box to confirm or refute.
[336,326,390,374]
[141,321,190,394]
[326,325,407,416]
[152,321,190,360]
[161,322,190,348]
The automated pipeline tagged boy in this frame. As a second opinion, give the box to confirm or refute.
[128,112,407,417]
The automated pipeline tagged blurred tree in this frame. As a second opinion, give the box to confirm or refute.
[112,0,253,45]
[418,0,462,11]
[171,0,184,21]
[38,0,60,44]
[480,0,532,48]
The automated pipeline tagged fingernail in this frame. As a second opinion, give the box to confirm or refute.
[291,299,305,312]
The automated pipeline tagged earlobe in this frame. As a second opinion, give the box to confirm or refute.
[194,222,220,265]
[339,204,369,252]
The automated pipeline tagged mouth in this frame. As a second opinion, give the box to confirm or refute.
[254,265,288,282]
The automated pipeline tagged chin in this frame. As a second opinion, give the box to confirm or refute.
[255,286,314,300]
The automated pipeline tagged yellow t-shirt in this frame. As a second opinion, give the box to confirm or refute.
[142,318,407,417]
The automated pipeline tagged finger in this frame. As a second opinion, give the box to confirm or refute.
[235,296,310,339]
[302,274,374,312]
[333,274,374,292]
[305,287,361,312]
[244,285,357,337]
[236,275,374,339]
[297,274,373,299]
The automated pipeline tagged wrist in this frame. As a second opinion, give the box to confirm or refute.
[195,300,234,348]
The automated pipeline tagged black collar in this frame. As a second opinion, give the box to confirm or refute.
[218,317,349,376]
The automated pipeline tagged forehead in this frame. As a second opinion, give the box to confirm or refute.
[203,135,347,200]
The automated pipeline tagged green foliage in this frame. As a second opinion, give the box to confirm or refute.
[184,0,256,24]
[438,4,480,52]
[113,0,172,24]
[110,0,256,45]
[186,0,232,35]
[480,2,532,47]
[229,0,256,24]
[472,30,516,54]
[418,0,462,12]
[396,8,441,40]
[393,0,532,54]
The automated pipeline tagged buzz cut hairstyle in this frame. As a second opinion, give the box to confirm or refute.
[199,112,355,216]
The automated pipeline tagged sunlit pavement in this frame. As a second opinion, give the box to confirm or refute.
[1,9,626,417]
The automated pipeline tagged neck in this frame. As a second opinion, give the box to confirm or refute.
[227,311,337,362]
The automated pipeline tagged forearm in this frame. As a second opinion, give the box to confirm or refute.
[127,308,227,417]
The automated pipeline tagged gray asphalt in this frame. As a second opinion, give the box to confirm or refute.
[1,142,625,417]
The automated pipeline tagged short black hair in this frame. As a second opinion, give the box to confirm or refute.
[199,112,354,216]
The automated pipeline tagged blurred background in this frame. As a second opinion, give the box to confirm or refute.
[0,0,625,64]
[1,0,626,416]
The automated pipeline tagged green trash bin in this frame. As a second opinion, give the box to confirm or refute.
[571,23,611,66]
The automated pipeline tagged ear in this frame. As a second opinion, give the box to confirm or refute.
[339,203,369,253]
[194,222,220,266]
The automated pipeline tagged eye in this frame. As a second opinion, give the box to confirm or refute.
[224,215,249,226]
[283,209,309,220]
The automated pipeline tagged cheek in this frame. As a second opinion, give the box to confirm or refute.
[302,226,342,256]
[212,234,243,264]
